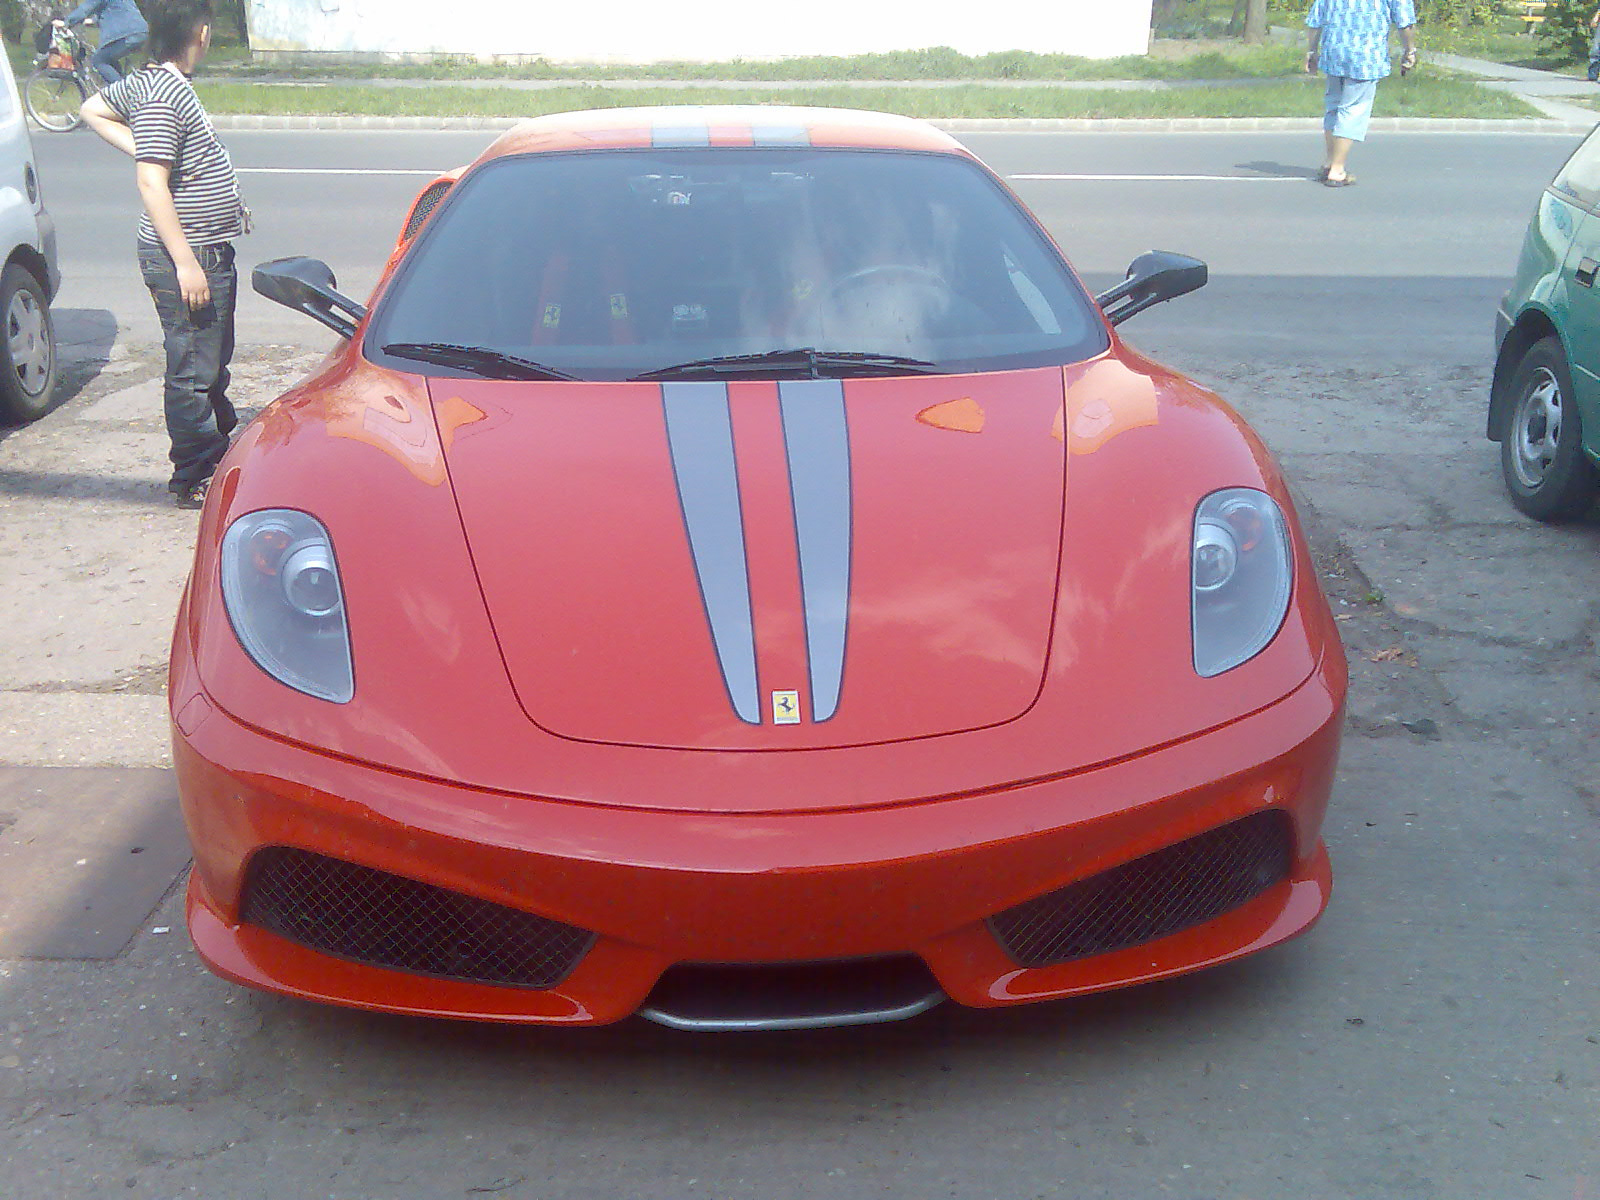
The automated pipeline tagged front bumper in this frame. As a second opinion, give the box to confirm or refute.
[174,655,1342,1028]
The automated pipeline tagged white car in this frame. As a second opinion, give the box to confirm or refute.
[0,44,58,423]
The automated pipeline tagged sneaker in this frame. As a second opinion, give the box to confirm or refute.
[174,478,210,509]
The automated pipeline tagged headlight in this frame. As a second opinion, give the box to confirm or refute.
[1191,489,1292,677]
[220,510,354,702]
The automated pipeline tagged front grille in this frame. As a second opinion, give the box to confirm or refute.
[241,847,594,989]
[401,180,452,240]
[987,811,1294,967]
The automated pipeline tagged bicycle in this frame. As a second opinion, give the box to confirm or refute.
[22,20,136,133]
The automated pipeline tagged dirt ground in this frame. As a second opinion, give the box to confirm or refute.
[0,337,328,768]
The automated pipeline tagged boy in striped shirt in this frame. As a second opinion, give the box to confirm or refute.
[82,0,246,508]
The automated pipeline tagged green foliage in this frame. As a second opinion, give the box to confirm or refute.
[1152,0,1238,38]
[1414,0,1503,24]
[0,0,53,47]
[208,43,1306,84]
[1267,0,1501,22]
[1533,0,1595,57]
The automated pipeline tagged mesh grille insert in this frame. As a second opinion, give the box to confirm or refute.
[987,811,1294,967]
[241,847,594,989]
[401,180,452,241]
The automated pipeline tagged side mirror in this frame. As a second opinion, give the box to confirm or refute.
[1094,251,1208,326]
[253,257,367,339]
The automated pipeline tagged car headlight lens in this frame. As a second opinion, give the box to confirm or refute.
[1191,489,1292,677]
[220,510,354,702]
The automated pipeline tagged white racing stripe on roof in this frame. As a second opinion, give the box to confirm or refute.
[652,127,712,147]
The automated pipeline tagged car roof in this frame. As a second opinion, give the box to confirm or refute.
[473,105,973,164]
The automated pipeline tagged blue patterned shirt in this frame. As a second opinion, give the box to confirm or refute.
[1307,0,1417,80]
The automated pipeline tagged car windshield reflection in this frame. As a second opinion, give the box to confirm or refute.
[366,147,1106,381]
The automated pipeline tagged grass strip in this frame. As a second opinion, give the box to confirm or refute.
[204,45,1310,83]
[194,76,1539,121]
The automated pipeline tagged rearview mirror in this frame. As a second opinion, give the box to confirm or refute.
[252,257,367,339]
[1094,251,1208,326]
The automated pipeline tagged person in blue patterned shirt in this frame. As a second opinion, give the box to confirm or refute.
[1304,0,1418,187]
[1587,6,1600,83]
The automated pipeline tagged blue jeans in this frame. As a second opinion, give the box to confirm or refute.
[138,241,238,492]
[91,33,144,84]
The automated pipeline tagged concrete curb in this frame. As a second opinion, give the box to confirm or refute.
[208,113,1597,134]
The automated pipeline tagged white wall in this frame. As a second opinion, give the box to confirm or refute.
[248,0,1154,63]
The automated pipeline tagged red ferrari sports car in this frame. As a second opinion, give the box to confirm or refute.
[172,106,1346,1030]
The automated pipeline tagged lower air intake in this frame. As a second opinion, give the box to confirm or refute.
[987,810,1294,967]
[241,847,594,989]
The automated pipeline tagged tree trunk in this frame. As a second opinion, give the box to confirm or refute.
[1228,0,1247,37]
[1243,0,1270,43]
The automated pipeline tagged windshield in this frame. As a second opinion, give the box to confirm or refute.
[366,147,1107,381]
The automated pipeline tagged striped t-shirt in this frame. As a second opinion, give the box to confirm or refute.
[101,63,243,248]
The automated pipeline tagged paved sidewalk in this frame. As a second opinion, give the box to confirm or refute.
[1431,50,1599,124]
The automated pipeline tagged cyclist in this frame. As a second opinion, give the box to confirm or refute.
[57,0,147,85]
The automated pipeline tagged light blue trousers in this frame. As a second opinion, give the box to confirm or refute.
[1323,75,1380,142]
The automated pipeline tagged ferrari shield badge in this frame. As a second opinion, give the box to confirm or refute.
[771,690,801,725]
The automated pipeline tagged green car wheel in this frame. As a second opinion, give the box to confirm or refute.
[1500,338,1599,523]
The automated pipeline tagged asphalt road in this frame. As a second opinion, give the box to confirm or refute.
[31,126,1580,359]
[2,126,1596,1200]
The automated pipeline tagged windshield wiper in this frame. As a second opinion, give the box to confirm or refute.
[381,342,581,382]
[632,347,944,381]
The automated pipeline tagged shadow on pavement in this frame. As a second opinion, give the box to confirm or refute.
[0,306,121,444]
[1235,158,1324,179]
[0,466,173,506]
[53,307,120,405]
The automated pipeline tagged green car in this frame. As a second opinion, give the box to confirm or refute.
[1491,128,1600,522]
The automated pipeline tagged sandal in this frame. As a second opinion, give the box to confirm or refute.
[1323,173,1357,188]
[1316,166,1330,181]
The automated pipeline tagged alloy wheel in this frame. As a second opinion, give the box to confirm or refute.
[1508,365,1563,490]
[6,287,52,397]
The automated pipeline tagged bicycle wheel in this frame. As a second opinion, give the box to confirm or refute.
[23,68,88,132]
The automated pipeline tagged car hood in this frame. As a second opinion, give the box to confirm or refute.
[436,369,1069,750]
[192,351,1332,813]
